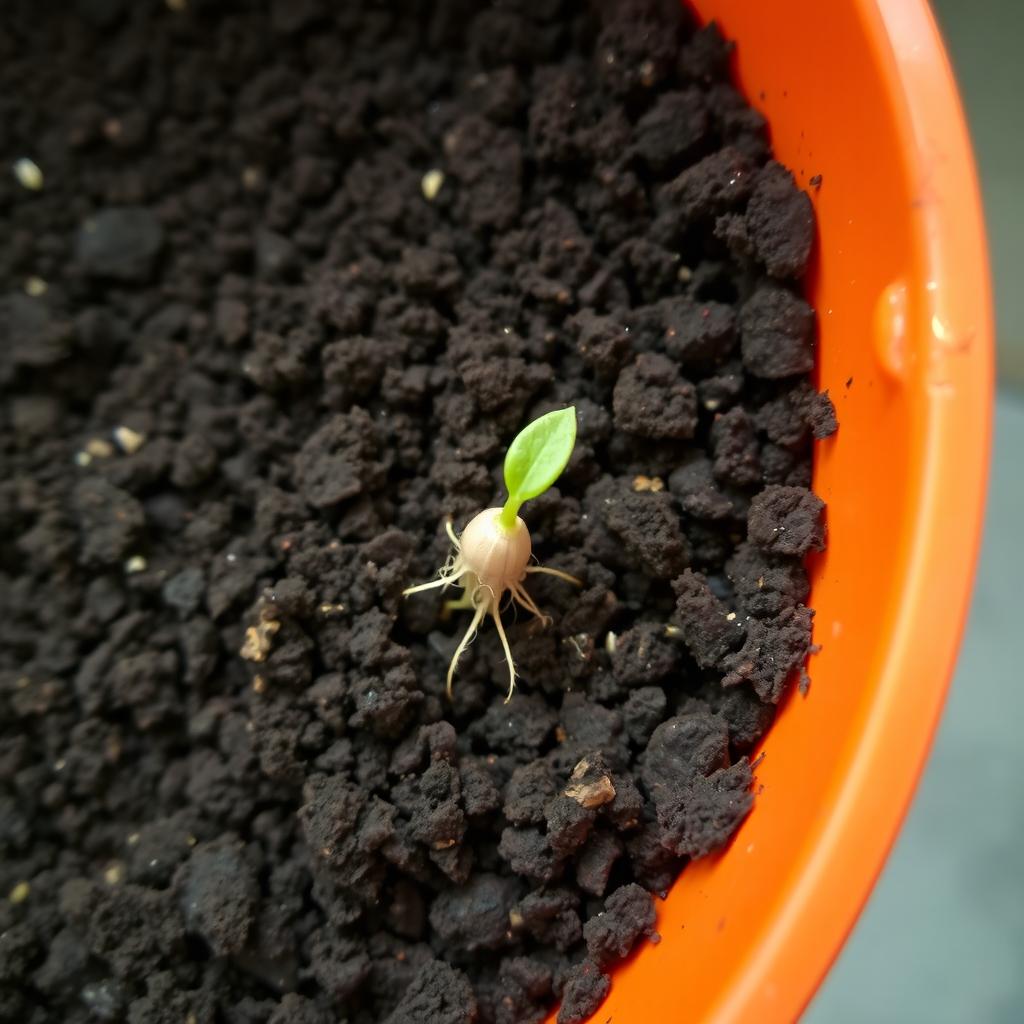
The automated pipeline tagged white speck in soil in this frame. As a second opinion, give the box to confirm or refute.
[421,169,445,201]
[13,157,43,190]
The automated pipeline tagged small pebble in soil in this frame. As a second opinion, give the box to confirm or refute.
[113,425,146,454]
[86,438,115,458]
[632,474,664,492]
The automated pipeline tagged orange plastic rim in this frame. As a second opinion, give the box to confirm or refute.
[546,1,993,1020]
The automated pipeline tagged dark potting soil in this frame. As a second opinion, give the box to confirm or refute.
[0,1,836,1022]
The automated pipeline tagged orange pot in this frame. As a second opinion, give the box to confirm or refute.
[548,1,993,1020]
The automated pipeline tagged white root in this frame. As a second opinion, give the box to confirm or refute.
[509,581,551,626]
[401,559,465,596]
[490,604,517,702]
[525,564,583,586]
[446,600,487,699]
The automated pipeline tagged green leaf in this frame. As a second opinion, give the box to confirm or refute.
[500,407,577,527]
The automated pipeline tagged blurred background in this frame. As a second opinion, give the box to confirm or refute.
[807,1,1024,1020]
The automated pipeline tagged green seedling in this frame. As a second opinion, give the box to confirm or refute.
[404,407,580,702]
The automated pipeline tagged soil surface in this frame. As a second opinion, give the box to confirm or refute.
[0,1,835,1022]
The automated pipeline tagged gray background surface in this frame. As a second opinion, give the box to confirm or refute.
[806,2,1023,1019]
[926,0,1024,389]
[806,394,1023,1023]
